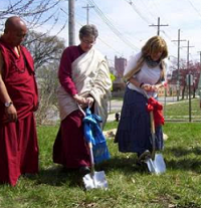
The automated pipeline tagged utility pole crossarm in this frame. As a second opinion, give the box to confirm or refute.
[149,17,168,36]
[82,4,95,24]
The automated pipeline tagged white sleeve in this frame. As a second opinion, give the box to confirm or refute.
[123,52,142,77]
[161,59,169,85]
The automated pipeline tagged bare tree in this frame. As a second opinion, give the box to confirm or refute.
[0,0,66,34]
[35,63,60,125]
[24,30,65,71]
[23,30,65,125]
[169,59,201,100]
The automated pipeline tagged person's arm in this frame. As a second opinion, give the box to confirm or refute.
[128,77,153,91]
[58,48,78,96]
[58,48,87,105]
[0,51,17,122]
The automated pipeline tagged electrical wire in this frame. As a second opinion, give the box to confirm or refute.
[124,0,151,24]
[87,0,139,51]
[60,7,123,56]
[186,0,201,17]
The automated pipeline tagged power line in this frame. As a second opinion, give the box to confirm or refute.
[148,0,169,23]
[125,0,151,24]
[61,8,123,56]
[186,0,201,17]
[138,0,157,21]
[87,0,139,51]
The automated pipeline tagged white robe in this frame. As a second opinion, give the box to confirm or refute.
[57,47,112,128]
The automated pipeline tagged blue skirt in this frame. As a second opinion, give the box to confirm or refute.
[115,87,164,155]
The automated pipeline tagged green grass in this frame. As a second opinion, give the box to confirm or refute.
[0,122,201,208]
[164,98,201,121]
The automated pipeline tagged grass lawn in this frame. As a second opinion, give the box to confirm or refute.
[0,121,201,208]
[162,98,200,122]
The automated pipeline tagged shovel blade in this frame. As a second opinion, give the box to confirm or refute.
[145,154,166,174]
[83,171,108,190]
[154,154,166,173]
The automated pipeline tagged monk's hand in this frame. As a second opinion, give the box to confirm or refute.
[73,94,87,105]
[34,101,39,111]
[86,96,94,107]
[5,104,17,122]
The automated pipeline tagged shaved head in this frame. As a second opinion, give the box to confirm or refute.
[2,16,27,47]
[4,16,27,33]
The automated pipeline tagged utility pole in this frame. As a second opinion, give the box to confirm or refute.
[172,29,186,101]
[198,51,201,66]
[68,0,75,46]
[82,4,95,24]
[181,40,194,69]
[149,17,168,36]
[181,41,194,122]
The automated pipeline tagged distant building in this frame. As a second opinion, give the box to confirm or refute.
[114,56,127,77]
[112,56,127,92]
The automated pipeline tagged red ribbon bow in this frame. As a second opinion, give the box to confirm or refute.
[146,97,165,127]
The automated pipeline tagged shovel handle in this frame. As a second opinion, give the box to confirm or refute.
[89,142,95,176]
[150,111,155,134]
[150,111,156,160]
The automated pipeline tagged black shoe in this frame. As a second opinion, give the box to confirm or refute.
[138,150,151,162]
[79,166,91,175]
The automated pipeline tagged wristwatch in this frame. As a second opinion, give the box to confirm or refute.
[5,101,13,108]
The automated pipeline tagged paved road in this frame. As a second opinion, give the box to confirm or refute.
[108,96,179,113]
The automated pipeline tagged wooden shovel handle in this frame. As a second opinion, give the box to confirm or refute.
[150,111,155,134]
[150,111,156,160]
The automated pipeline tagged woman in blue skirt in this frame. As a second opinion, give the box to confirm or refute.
[115,36,168,161]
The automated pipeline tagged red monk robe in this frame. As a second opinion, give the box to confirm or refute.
[0,39,39,186]
[53,45,91,169]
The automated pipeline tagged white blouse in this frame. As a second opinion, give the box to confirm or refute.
[124,52,166,98]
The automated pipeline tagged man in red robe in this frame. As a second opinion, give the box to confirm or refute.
[0,16,39,186]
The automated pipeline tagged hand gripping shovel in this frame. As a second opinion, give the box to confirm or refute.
[82,107,109,190]
[145,111,166,174]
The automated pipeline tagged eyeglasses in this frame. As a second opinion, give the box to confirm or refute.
[81,38,96,45]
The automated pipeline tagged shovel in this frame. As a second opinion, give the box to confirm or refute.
[144,111,166,174]
[80,106,108,190]
[83,142,108,190]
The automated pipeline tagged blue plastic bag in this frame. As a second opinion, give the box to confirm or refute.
[83,108,110,164]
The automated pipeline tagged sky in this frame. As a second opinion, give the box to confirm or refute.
[40,0,201,67]
[0,0,201,67]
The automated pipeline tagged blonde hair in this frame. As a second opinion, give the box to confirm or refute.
[124,36,168,82]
